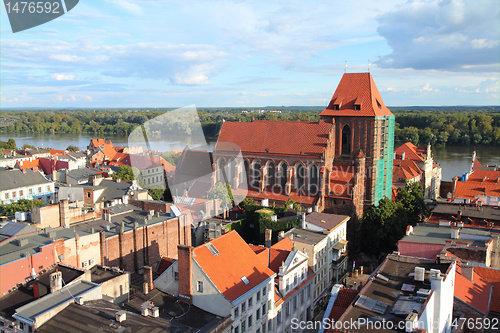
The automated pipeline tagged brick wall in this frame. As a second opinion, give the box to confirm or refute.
[31,204,60,228]
[100,216,191,272]
[128,199,172,214]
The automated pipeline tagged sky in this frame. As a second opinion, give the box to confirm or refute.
[1,0,499,108]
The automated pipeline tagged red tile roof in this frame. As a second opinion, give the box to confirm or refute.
[454,182,500,201]
[193,230,275,302]
[252,238,296,273]
[17,159,41,171]
[48,148,67,156]
[328,288,358,322]
[320,73,393,117]
[454,272,493,316]
[473,157,483,172]
[128,154,163,170]
[466,169,500,183]
[393,159,422,183]
[91,138,107,147]
[395,142,426,162]
[473,267,500,314]
[100,142,118,160]
[216,120,332,157]
[155,257,176,275]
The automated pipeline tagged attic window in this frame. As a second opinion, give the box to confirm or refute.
[333,104,340,110]
[241,276,249,284]
[205,243,219,257]
[354,105,361,110]
[376,100,382,110]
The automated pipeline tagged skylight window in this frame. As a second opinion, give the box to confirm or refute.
[205,243,219,257]
[241,276,249,284]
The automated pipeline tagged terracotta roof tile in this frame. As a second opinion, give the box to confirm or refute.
[216,120,332,157]
[17,159,41,171]
[395,142,425,162]
[328,288,358,322]
[320,73,393,117]
[473,267,500,314]
[155,257,176,275]
[193,231,275,302]
[91,139,106,147]
[454,272,492,315]
[48,149,67,156]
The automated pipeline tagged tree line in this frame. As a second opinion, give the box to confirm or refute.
[1,107,499,146]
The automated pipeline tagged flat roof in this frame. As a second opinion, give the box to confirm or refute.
[399,223,494,247]
[431,203,500,221]
[339,254,452,332]
[285,227,328,246]
[305,212,350,230]
[14,280,100,320]
[0,227,92,265]
[90,266,127,284]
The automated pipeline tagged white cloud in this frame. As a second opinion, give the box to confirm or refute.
[106,0,143,14]
[376,0,499,72]
[51,73,77,81]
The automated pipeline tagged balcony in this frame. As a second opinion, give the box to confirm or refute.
[332,253,348,267]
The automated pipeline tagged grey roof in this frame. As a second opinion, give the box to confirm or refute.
[25,149,49,155]
[36,299,203,333]
[97,180,133,202]
[14,280,100,321]
[285,227,328,246]
[64,168,100,184]
[431,203,500,221]
[0,227,91,265]
[90,266,127,285]
[0,221,40,237]
[305,212,350,230]
[0,168,52,191]
[399,223,493,247]
[66,151,86,159]
[71,208,173,237]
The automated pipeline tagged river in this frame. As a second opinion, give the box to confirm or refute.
[2,134,499,181]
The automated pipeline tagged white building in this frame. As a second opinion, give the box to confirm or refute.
[0,168,55,204]
[285,212,349,304]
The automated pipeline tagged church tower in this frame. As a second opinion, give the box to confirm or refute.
[320,73,394,205]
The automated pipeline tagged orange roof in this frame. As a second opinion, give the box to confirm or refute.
[48,148,66,156]
[472,157,482,172]
[320,73,393,117]
[100,142,117,160]
[454,181,500,200]
[473,267,500,314]
[91,138,106,147]
[17,159,40,171]
[466,169,500,183]
[193,230,275,302]
[252,237,295,273]
[394,142,426,162]
[454,272,493,315]
[216,120,332,157]
[161,158,176,173]
[393,159,422,182]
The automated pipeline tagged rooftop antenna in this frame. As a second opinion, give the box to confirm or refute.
[344,60,347,73]
[368,59,371,71]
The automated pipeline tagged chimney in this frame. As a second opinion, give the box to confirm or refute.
[144,266,154,291]
[178,245,193,304]
[265,229,272,248]
[301,212,306,229]
[59,199,70,228]
[278,230,285,242]
[50,271,63,292]
[451,227,460,239]
[115,311,126,323]
[33,282,40,299]
[402,152,405,160]
[452,176,459,197]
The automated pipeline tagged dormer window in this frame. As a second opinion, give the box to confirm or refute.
[354,104,361,110]
[333,104,340,110]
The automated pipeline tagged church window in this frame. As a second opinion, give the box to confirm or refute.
[341,125,352,155]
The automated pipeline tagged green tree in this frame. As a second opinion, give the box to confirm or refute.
[0,199,46,216]
[207,182,232,208]
[148,188,165,201]
[112,165,138,181]
[66,145,80,152]
[22,144,36,149]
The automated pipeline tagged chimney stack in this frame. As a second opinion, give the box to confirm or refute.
[178,245,193,304]
[265,229,272,248]
[59,199,70,228]
[144,266,154,292]
[301,212,306,229]
[50,271,63,293]
[278,231,285,242]
[451,227,460,239]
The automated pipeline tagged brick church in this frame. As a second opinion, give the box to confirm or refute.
[213,73,395,219]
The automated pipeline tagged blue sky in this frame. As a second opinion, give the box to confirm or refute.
[1,0,499,108]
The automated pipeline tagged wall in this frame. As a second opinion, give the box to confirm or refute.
[31,204,60,228]
[0,244,56,295]
[191,259,233,317]
[128,199,172,214]
[101,215,191,272]
[397,241,444,260]
[154,261,179,296]
[101,272,130,304]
